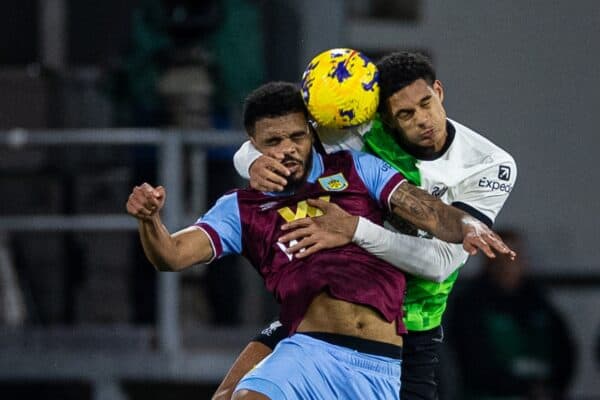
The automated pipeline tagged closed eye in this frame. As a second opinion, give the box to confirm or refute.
[264,138,282,147]
[420,95,433,108]
[395,110,414,121]
[289,130,309,142]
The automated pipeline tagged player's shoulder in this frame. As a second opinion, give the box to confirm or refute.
[322,147,375,165]
[343,148,378,161]
[341,148,392,173]
[317,120,372,153]
[448,118,516,168]
[443,120,517,196]
[223,187,271,206]
[211,190,240,206]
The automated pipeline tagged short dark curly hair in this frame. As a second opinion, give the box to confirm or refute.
[243,81,307,136]
[376,52,436,113]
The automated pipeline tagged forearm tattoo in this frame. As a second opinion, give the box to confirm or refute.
[390,183,464,242]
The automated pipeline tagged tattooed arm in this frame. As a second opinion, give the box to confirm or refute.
[388,181,513,257]
[389,182,462,242]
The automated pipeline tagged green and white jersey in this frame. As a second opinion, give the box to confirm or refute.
[347,116,517,331]
[232,116,517,332]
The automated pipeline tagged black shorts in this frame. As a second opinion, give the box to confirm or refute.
[401,326,443,400]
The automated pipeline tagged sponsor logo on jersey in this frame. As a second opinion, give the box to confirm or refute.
[261,320,283,336]
[259,201,279,212]
[276,196,331,260]
[431,185,448,198]
[277,196,331,223]
[318,173,349,191]
[276,241,295,261]
[478,177,513,193]
[498,165,511,181]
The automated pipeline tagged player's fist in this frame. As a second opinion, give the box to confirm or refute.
[126,183,166,220]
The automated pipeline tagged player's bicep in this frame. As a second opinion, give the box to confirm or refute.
[171,227,215,266]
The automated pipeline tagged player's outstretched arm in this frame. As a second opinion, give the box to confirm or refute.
[126,182,214,271]
[212,341,273,400]
[389,182,515,259]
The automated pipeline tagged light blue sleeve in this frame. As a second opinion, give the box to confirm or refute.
[350,150,403,201]
[195,192,242,256]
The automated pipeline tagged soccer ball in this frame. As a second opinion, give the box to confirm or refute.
[301,48,379,129]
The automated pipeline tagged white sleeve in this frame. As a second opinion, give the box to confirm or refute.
[353,217,469,282]
[233,140,262,180]
[453,155,517,224]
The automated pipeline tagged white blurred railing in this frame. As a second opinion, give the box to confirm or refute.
[0,128,248,400]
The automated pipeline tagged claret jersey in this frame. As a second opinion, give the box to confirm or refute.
[195,149,408,335]
[232,116,516,333]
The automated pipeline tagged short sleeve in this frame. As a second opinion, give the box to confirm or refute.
[350,150,406,210]
[195,192,243,259]
[233,140,262,180]
[452,157,517,226]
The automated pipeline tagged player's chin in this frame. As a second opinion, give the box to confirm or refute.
[286,164,304,178]
[417,135,436,145]
[286,171,306,188]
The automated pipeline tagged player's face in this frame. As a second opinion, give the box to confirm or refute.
[384,79,448,151]
[251,112,313,186]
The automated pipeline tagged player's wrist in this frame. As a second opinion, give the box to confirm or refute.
[352,217,373,244]
[344,215,359,240]
[248,157,261,179]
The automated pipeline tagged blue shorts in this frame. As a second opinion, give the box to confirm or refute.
[235,332,402,399]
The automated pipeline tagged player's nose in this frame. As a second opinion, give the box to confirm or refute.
[280,140,297,154]
[414,108,429,126]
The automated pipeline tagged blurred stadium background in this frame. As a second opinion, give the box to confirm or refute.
[0,1,598,399]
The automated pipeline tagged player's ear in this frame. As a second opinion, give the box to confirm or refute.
[309,121,327,155]
[249,129,257,147]
[433,80,444,103]
[379,106,395,129]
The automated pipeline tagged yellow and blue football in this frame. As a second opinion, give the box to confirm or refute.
[301,48,379,129]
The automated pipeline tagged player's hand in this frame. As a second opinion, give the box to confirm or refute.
[126,183,166,221]
[461,217,516,260]
[278,198,359,258]
[249,155,290,192]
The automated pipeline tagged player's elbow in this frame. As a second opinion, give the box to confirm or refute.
[417,256,456,282]
[151,260,179,272]
[434,270,453,283]
[150,254,188,272]
[212,387,235,400]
